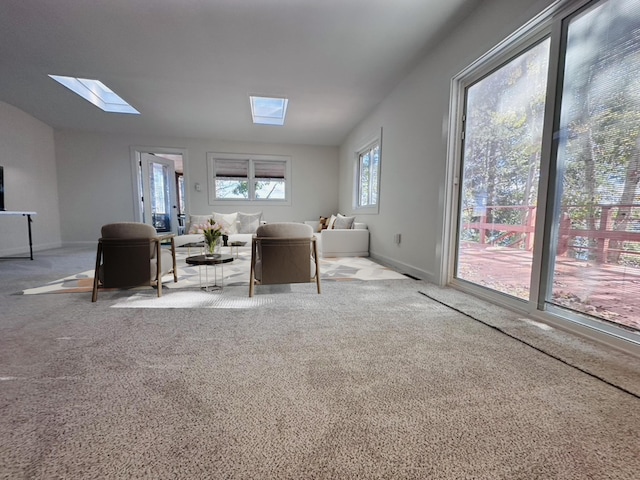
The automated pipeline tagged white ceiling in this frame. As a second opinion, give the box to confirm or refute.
[0,0,479,146]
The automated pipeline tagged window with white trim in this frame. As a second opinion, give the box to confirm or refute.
[208,153,291,204]
[355,139,381,212]
[449,0,640,342]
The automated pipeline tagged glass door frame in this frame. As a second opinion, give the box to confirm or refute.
[130,146,188,235]
[140,153,178,233]
[443,20,556,314]
[538,0,640,345]
[442,0,640,351]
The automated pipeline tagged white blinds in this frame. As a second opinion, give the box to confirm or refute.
[254,160,286,179]
[215,159,248,178]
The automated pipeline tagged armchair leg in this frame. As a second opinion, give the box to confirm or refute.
[313,240,321,294]
[249,239,256,297]
[249,263,255,297]
[171,237,178,282]
[155,238,163,298]
[91,242,102,302]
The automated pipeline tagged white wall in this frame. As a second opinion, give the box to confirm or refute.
[0,101,61,256]
[54,130,338,244]
[339,0,556,282]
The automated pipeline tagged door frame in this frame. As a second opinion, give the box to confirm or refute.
[130,145,188,232]
[440,0,640,355]
[140,152,178,233]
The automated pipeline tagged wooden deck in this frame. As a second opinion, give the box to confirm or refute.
[457,242,640,332]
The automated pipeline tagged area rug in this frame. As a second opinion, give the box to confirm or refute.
[22,250,406,295]
[110,279,413,309]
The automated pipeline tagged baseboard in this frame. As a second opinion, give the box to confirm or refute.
[0,241,62,257]
[369,252,436,283]
[322,251,369,258]
[529,310,640,359]
[62,241,97,248]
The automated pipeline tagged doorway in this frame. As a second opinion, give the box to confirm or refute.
[446,0,640,344]
[131,147,187,235]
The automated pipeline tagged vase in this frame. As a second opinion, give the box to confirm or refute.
[205,237,220,257]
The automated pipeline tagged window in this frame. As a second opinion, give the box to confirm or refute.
[355,137,381,212]
[212,158,249,200]
[456,39,550,300]
[253,160,286,199]
[250,96,288,125]
[48,75,139,114]
[450,0,640,343]
[208,153,291,204]
[545,0,640,335]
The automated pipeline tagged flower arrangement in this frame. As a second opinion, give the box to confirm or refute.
[189,219,229,256]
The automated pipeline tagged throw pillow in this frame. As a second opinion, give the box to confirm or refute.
[318,216,329,232]
[237,211,263,234]
[212,211,238,235]
[188,214,214,233]
[326,214,337,230]
[334,213,355,229]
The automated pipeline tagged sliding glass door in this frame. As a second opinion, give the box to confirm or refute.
[546,0,640,332]
[456,40,550,300]
[453,0,640,338]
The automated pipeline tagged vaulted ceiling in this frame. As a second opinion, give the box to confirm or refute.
[0,0,479,146]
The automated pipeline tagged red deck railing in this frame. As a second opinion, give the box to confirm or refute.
[462,204,640,264]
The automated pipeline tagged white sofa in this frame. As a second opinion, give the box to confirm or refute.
[174,211,262,248]
[304,218,369,257]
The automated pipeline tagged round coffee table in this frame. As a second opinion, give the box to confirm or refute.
[186,254,234,291]
[229,241,247,258]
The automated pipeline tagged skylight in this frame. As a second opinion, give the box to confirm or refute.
[250,96,288,125]
[48,75,140,114]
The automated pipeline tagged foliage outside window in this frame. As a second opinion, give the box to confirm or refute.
[355,140,380,212]
[208,153,290,204]
[457,39,549,300]
[453,0,640,336]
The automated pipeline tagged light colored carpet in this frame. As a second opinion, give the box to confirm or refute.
[22,250,405,295]
[2,248,639,479]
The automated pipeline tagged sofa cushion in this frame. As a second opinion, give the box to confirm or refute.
[321,228,369,257]
[334,214,355,229]
[213,211,238,234]
[228,233,253,245]
[237,211,262,234]
[327,214,337,229]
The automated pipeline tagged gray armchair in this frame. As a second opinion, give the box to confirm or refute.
[249,222,321,297]
[92,222,177,302]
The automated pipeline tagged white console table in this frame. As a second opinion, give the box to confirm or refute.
[0,211,37,260]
